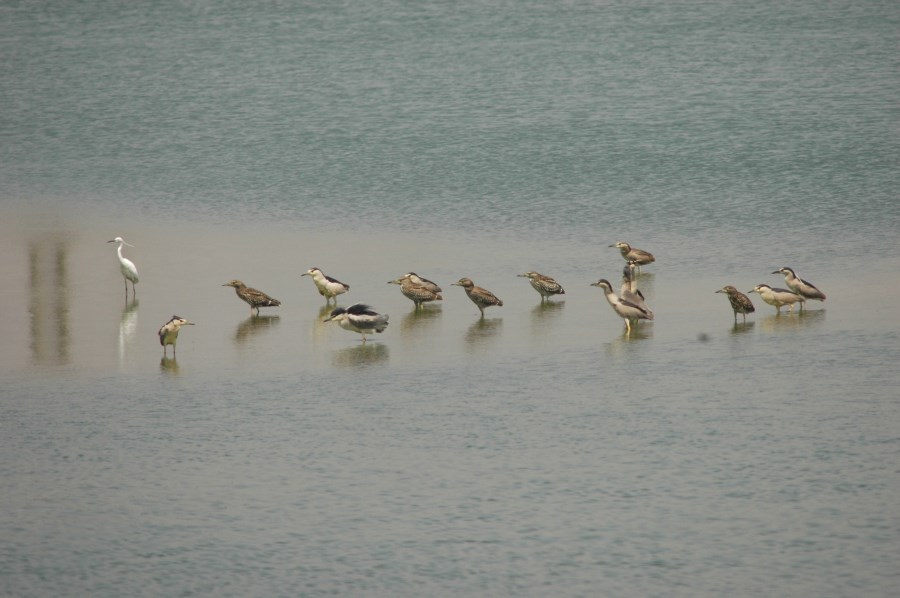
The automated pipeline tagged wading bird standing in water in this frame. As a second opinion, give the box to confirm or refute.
[158,315,194,357]
[324,303,389,342]
[222,280,281,316]
[108,236,139,297]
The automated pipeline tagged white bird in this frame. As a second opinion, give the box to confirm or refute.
[324,303,389,342]
[107,236,139,297]
[302,267,350,304]
[158,315,194,357]
[591,278,653,332]
[748,284,805,313]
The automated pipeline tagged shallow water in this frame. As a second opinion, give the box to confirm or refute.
[2,0,900,596]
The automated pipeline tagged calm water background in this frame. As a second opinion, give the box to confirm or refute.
[2,0,899,596]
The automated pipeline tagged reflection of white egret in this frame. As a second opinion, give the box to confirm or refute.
[118,298,139,366]
[324,304,389,342]
[158,315,195,357]
[107,237,139,297]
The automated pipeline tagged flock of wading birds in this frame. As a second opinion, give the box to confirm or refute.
[107,237,827,356]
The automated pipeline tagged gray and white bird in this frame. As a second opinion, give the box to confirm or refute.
[773,267,826,308]
[716,285,755,323]
[452,277,503,316]
[222,280,281,315]
[610,241,655,272]
[389,274,443,308]
[518,271,565,302]
[591,278,653,332]
[324,303,389,342]
[158,315,194,357]
[620,261,653,317]
[107,236,139,297]
[748,284,804,313]
[302,267,350,304]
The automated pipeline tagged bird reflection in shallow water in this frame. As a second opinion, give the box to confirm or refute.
[160,355,180,374]
[118,298,139,367]
[760,308,825,333]
[464,317,502,347]
[400,304,442,337]
[529,299,564,333]
[234,314,280,342]
[729,321,755,335]
[331,342,389,367]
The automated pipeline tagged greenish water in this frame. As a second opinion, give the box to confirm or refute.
[2,1,899,596]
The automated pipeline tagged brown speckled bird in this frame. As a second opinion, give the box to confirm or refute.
[222,280,281,315]
[452,277,503,316]
[716,285,755,323]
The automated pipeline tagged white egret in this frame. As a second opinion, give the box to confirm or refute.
[107,237,139,297]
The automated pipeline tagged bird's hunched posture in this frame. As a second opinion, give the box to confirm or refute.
[324,303,389,342]
[389,274,443,308]
[773,267,826,309]
[302,267,350,304]
[610,241,655,272]
[591,278,653,332]
[222,280,281,315]
[404,272,442,294]
[620,261,653,317]
[158,315,194,357]
[716,285,755,323]
[518,271,565,301]
[107,237,139,297]
[452,278,503,316]
[748,284,804,313]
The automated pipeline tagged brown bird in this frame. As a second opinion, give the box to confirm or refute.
[716,285,755,323]
[389,274,443,308]
[518,271,565,302]
[222,280,281,315]
[610,241,655,272]
[452,277,503,316]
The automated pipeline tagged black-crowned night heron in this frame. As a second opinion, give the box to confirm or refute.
[158,315,194,357]
[389,274,443,308]
[716,285,755,322]
[302,267,350,304]
[773,267,826,309]
[591,278,653,332]
[610,241,655,272]
[222,280,281,315]
[452,278,503,316]
[107,237,139,297]
[748,284,804,313]
[324,303,389,342]
[620,261,653,317]
[404,272,442,294]
[518,271,565,301]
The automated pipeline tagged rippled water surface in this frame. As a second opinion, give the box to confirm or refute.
[2,0,899,596]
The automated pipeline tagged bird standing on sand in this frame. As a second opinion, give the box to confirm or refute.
[716,285,755,323]
[389,274,443,308]
[452,278,503,316]
[222,280,281,315]
[107,237,139,297]
[591,278,653,332]
[324,303,389,342]
[773,267,826,309]
[748,284,804,313]
[518,271,565,302]
[302,267,350,304]
[610,241,655,272]
[158,315,194,357]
